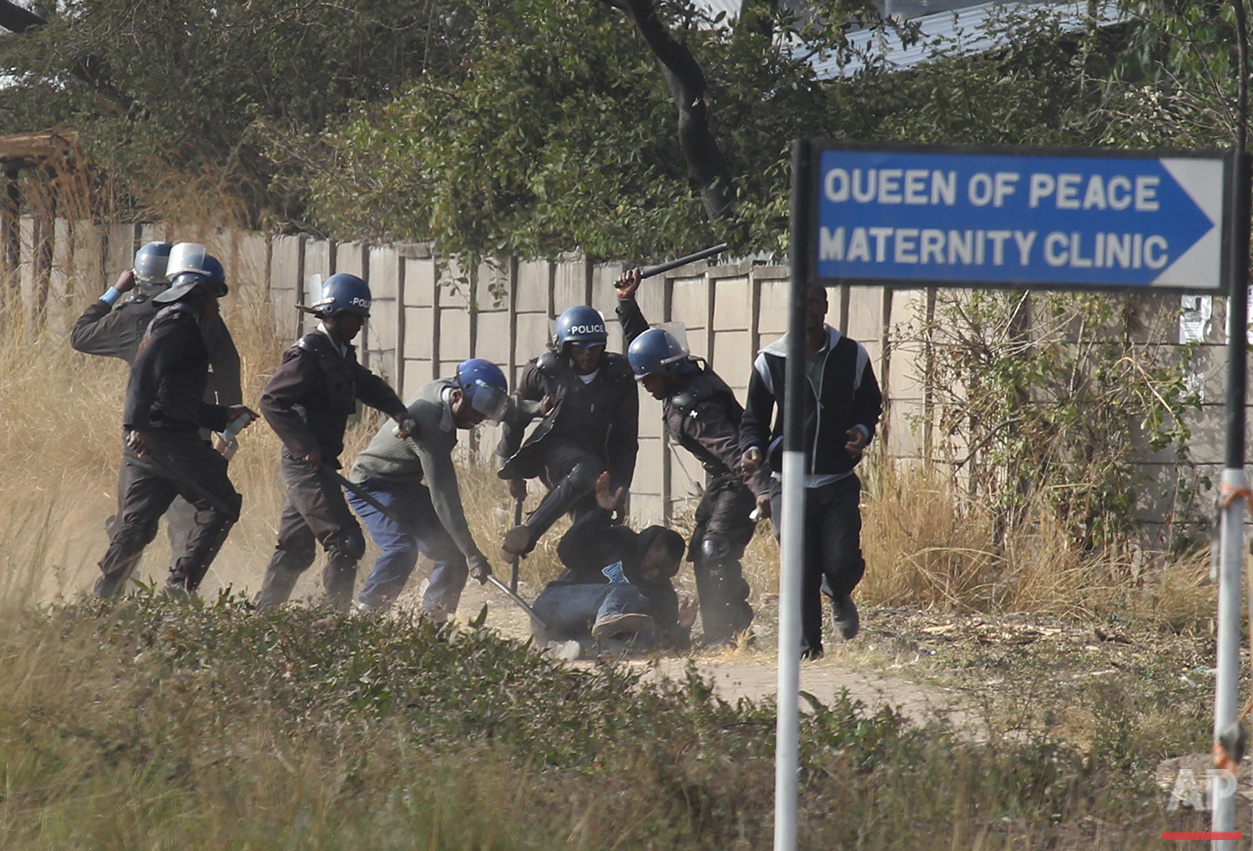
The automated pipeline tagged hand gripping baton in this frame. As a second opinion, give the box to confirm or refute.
[612,243,729,284]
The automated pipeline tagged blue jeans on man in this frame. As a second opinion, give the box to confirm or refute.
[346,478,468,618]
[532,582,652,641]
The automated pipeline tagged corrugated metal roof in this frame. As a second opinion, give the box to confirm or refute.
[689,0,744,26]
[812,0,1124,78]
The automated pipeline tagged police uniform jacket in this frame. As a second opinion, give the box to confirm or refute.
[72,293,243,407]
[260,329,408,467]
[617,295,768,498]
[122,303,231,435]
[496,351,639,489]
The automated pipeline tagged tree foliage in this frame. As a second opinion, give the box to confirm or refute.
[0,0,480,223]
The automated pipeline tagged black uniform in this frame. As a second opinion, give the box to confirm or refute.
[72,292,242,570]
[256,327,409,609]
[497,350,638,548]
[94,302,242,597]
[617,295,764,644]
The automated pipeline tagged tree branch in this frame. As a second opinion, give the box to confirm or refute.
[621,0,737,221]
[0,1,132,109]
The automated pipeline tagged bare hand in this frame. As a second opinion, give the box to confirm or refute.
[468,554,493,585]
[845,427,868,458]
[754,493,772,520]
[614,268,641,300]
[741,447,763,476]
[394,416,417,440]
[593,471,625,512]
[677,595,699,630]
[540,395,556,417]
[126,429,148,457]
[114,269,136,294]
[508,478,527,500]
[303,451,323,472]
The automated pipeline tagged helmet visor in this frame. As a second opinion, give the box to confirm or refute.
[466,380,509,423]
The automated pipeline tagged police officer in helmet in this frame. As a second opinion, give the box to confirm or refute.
[616,268,764,645]
[72,241,243,587]
[256,273,415,610]
[497,304,639,560]
[94,243,256,597]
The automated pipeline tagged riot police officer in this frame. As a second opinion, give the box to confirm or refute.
[72,241,243,584]
[94,244,255,597]
[255,273,414,610]
[615,269,763,645]
[497,305,639,560]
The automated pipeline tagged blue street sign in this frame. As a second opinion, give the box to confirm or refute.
[808,144,1231,291]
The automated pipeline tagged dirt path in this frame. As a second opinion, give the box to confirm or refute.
[449,578,977,731]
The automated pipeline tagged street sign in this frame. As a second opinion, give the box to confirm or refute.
[808,143,1231,292]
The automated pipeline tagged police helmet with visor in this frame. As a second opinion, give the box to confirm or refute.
[455,358,509,423]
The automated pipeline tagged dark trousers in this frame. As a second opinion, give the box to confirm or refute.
[108,461,203,588]
[524,443,603,544]
[255,454,364,610]
[770,474,865,655]
[690,476,756,644]
[96,431,240,597]
[348,478,468,617]
[532,582,650,641]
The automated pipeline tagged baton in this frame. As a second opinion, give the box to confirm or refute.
[486,574,549,631]
[142,446,235,518]
[509,496,524,594]
[633,243,728,281]
[322,466,400,523]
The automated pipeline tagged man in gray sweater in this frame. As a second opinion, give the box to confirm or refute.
[348,359,508,618]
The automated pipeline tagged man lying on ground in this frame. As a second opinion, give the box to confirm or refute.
[532,472,697,652]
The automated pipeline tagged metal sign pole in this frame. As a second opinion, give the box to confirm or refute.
[774,138,811,851]
[1214,150,1251,851]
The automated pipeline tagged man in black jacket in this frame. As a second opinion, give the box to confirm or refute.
[497,305,638,560]
[73,242,243,582]
[614,269,766,645]
[255,273,415,611]
[94,246,256,597]
[532,473,696,649]
[740,285,882,659]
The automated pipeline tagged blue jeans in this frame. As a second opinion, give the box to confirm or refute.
[532,582,650,640]
[347,479,468,617]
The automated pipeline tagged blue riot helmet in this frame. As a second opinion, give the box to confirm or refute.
[132,242,172,296]
[553,305,607,350]
[310,273,372,318]
[627,327,693,380]
[155,243,228,303]
[455,358,510,423]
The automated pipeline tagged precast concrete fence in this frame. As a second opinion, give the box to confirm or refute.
[7,217,1240,543]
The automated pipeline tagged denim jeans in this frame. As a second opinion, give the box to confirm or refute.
[532,582,650,641]
[347,478,468,617]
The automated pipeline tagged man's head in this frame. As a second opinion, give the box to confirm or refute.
[627,326,692,400]
[311,273,372,344]
[450,358,509,428]
[554,305,607,375]
[156,243,227,320]
[636,525,685,584]
[132,242,172,297]
[806,285,829,335]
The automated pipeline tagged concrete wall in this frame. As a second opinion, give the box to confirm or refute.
[9,219,1233,538]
